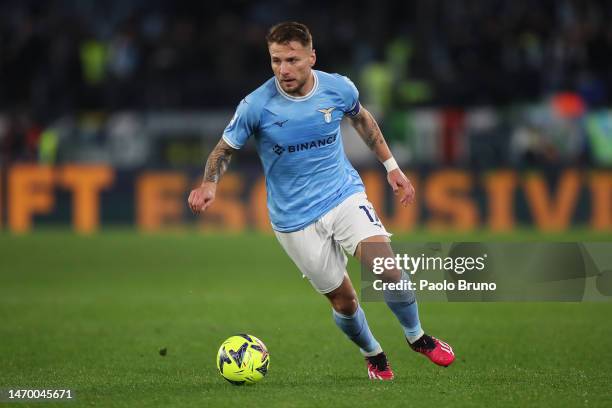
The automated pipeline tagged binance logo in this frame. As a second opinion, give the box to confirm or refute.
[272,144,285,155]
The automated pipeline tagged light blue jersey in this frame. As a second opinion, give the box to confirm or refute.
[222,70,365,232]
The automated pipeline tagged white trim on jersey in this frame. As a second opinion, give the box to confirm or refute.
[275,71,319,102]
[222,133,241,150]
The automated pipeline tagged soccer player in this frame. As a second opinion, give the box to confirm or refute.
[188,21,454,380]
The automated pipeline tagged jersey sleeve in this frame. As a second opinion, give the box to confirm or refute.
[222,97,259,149]
[338,75,361,117]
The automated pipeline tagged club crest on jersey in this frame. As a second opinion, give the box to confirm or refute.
[317,107,335,123]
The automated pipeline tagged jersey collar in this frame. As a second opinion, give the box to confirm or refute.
[275,71,318,102]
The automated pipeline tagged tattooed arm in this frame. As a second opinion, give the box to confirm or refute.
[348,106,415,206]
[203,139,235,183]
[348,107,393,163]
[188,138,236,214]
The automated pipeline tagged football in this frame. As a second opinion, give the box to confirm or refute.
[216,334,270,385]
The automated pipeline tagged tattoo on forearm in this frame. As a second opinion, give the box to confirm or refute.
[204,140,234,183]
[364,121,383,149]
[358,112,384,150]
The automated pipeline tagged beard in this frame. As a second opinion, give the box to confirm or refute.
[280,76,308,95]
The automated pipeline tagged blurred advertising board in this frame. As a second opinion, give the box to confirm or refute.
[1,165,611,233]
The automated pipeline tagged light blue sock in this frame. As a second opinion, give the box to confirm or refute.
[333,305,382,356]
[383,271,424,343]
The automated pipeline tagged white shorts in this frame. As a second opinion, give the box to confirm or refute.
[274,192,391,294]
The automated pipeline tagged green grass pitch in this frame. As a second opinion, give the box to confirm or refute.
[1,230,611,407]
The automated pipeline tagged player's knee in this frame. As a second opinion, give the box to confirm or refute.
[381,268,402,283]
[331,296,358,316]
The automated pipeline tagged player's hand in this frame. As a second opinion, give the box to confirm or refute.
[387,169,415,207]
[188,182,216,215]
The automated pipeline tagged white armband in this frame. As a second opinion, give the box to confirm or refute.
[382,157,399,173]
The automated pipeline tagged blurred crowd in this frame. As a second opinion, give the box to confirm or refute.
[1,0,612,165]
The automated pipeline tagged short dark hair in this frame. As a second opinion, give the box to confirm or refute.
[266,22,312,48]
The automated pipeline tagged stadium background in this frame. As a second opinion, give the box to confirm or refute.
[1,1,611,407]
